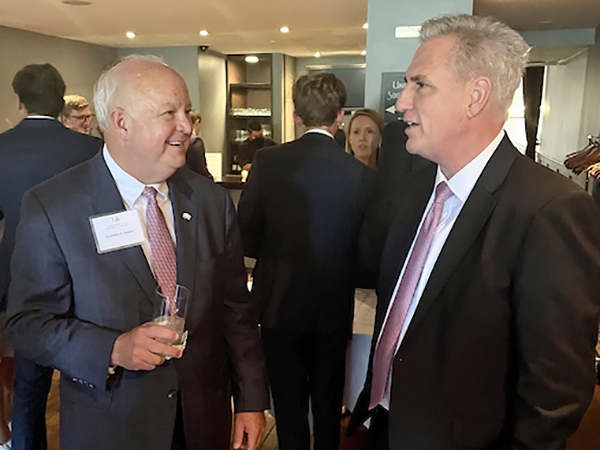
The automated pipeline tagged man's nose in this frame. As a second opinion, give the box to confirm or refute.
[179,112,192,134]
[396,87,412,114]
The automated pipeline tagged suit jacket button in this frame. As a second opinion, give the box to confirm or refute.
[167,389,178,399]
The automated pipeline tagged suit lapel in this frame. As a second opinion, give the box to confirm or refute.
[168,172,198,300]
[373,164,436,337]
[404,136,518,335]
[85,153,157,305]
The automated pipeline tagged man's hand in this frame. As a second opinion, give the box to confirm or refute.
[232,411,266,450]
[110,323,183,371]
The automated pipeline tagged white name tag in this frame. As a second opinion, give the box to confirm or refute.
[89,210,146,254]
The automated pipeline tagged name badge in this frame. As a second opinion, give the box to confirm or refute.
[89,210,146,254]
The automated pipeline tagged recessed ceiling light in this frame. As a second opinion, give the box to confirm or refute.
[361,50,367,56]
[314,52,321,58]
[540,20,553,25]
[280,26,290,33]
[270,40,276,44]
[62,0,92,5]
[199,30,209,36]
[126,31,136,39]
[363,23,368,30]
[245,55,259,63]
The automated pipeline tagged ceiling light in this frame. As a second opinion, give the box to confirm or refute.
[280,26,290,33]
[395,26,421,38]
[540,20,553,25]
[199,30,209,36]
[62,0,92,5]
[361,50,367,56]
[314,52,321,58]
[245,55,259,63]
[126,31,136,39]
[363,23,368,30]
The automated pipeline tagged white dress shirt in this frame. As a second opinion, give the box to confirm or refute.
[304,128,334,139]
[377,130,505,409]
[102,146,176,275]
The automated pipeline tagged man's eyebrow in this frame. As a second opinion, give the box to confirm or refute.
[408,74,429,84]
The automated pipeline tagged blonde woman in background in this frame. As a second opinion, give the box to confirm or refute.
[345,108,384,168]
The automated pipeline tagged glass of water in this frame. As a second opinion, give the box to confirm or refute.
[153,285,189,346]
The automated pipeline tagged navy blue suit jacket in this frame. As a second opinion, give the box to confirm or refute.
[0,118,101,310]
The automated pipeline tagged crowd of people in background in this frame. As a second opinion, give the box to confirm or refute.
[0,13,599,450]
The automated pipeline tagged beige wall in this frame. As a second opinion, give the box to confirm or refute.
[0,25,117,133]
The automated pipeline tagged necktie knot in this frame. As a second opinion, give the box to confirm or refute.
[434,181,453,205]
[142,186,158,201]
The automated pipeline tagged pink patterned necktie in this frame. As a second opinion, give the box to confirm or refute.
[369,181,454,410]
[142,186,177,315]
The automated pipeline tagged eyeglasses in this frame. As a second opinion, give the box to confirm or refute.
[70,114,94,122]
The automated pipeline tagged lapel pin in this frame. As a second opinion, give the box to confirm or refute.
[182,212,192,221]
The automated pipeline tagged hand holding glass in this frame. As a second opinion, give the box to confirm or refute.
[153,285,189,347]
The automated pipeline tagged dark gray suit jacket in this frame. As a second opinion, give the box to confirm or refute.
[352,136,600,450]
[5,153,269,450]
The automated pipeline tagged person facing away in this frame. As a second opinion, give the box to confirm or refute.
[345,108,384,168]
[349,14,600,450]
[5,55,269,450]
[0,63,102,450]
[59,94,93,135]
[237,120,277,171]
[237,73,376,450]
[184,109,213,179]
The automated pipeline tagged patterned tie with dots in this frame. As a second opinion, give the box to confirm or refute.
[142,186,177,315]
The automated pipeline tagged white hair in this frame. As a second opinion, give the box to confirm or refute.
[419,15,530,110]
[93,54,166,132]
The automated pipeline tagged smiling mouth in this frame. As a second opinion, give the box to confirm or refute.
[167,141,184,146]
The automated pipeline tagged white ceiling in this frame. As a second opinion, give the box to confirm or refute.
[0,0,598,57]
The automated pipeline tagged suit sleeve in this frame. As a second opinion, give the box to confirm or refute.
[5,191,120,391]
[237,155,265,258]
[510,190,600,450]
[222,192,270,412]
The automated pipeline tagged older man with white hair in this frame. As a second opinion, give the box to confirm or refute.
[6,55,268,450]
[350,14,600,450]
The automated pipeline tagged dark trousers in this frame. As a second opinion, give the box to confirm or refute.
[368,407,389,450]
[12,354,53,450]
[261,327,349,450]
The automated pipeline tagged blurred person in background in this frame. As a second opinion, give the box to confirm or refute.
[237,120,277,171]
[0,63,101,450]
[345,109,384,168]
[59,94,93,135]
[185,110,212,179]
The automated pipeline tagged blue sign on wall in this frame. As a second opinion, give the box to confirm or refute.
[381,72,406,123]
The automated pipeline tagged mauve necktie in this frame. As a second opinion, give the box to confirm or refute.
[142,186,177,314]
[369,181,454,410]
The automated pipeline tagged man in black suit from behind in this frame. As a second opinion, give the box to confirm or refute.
[0,63,101,450]
[238,73,375,450]
[351,15,600,450]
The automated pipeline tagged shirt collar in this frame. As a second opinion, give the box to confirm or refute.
[25,115,56,120]
[102,145,168,208]
[435,130,505,203]
[304,128,334,139]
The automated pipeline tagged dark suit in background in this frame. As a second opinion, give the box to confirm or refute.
[238,132,375,450]
[6,153,268,449]
[352,136,600,449]
[0,117,101,450]
[185,135,212,179]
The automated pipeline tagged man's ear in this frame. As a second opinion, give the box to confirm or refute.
[335,108,345,126]
[467,76,492,119]
[110,107,129,141]
[293,111,304,128]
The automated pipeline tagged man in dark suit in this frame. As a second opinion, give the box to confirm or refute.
[0,63,102,450]
[238,73,375,450]
[350,15,600,450]
[184,110,212,179]
[5,56,268,450]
